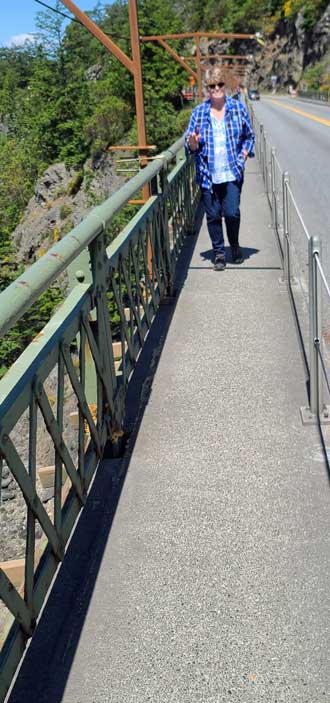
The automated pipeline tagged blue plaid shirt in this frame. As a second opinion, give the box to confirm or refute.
[185,97,255,190]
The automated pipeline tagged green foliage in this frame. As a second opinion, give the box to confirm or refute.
[59,203,73,220]
[85,93,133,156]
[282,0,328,29]
[139,0,188,104]
[180,0,271,32]
[146,103,179,151]
[303,61,328,89]
[174,108,193,135]
[0,138,35,236]
[0,285,63,378]
[180,0,328,33]
[106,203,141,244]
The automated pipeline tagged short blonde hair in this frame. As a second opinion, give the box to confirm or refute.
[205,66,225,87]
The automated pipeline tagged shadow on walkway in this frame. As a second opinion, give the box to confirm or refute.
[8,226,200,703]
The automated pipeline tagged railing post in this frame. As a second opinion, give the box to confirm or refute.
[263,129,267,186]
[184,157,196,235]
[270,147,277,231]
[309,235,322,416]
[301,236,330,424]
[259,122,264,171]
[282,171,290,285]
[271,147,283,262]
[89,232,123,436]
[68,256,98,438]
[158,165,174,296]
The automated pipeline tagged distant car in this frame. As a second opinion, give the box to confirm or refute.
[248,89,260,100]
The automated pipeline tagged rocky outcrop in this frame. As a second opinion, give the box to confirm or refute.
[250,31,304,89]
[12,151,125,265]
[85,62,103,81]
[304,3,330,66]
[254,2,330,88]
[204,2,330,90]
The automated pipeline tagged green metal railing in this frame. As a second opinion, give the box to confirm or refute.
[0,136,199,701]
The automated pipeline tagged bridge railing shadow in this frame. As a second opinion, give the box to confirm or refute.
[6,189,203,703]
[0,136,200,702]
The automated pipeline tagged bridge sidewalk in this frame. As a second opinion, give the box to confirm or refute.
[9,161,330,702]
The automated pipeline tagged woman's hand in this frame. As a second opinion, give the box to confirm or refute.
[187,129,201,152]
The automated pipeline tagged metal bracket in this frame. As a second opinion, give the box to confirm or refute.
[278,276,298,289]
[300,405,330,425]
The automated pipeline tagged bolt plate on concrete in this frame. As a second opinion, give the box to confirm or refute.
[300,405,330,425]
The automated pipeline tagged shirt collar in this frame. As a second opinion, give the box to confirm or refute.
[205,96,233,117]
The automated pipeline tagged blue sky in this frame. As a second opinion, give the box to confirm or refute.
[0,0,43,47]
[0,0,87,48]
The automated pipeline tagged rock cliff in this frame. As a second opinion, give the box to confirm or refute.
[250,3,330,89]
[12,151,125,265]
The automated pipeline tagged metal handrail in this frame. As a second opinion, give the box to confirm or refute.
[247,101,330,424]
[315,253,330,302]
[298,90,330,105]
[286,183,310,242]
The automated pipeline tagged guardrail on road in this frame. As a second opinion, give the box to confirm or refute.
[298,89,330,105]
[249,101,330,425]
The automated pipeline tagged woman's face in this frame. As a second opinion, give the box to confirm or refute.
[207,82,225,103]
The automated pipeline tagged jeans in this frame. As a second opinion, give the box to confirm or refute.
[202,180,243,258]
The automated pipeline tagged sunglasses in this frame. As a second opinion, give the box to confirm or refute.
[207,82,225,90]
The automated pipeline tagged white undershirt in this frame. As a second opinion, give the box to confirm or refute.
[211,115,235,184]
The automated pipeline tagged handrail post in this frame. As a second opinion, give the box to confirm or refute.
[301,235,330,424]
[271,147,283,261]
[270,147,276,229]
[309,235,323,416]
[263,129,267,186]
[89,232,122,434]
[259,122,264,172]
[282,171,290,285]
[185,157,196,235]
[158,165,174,296]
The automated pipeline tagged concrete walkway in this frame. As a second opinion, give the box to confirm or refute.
[9,161,330,702]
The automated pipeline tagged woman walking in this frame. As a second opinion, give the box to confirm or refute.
[186,66,255,270]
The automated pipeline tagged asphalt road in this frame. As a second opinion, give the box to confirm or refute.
[251,96,330,242]
[251,95,330,332]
